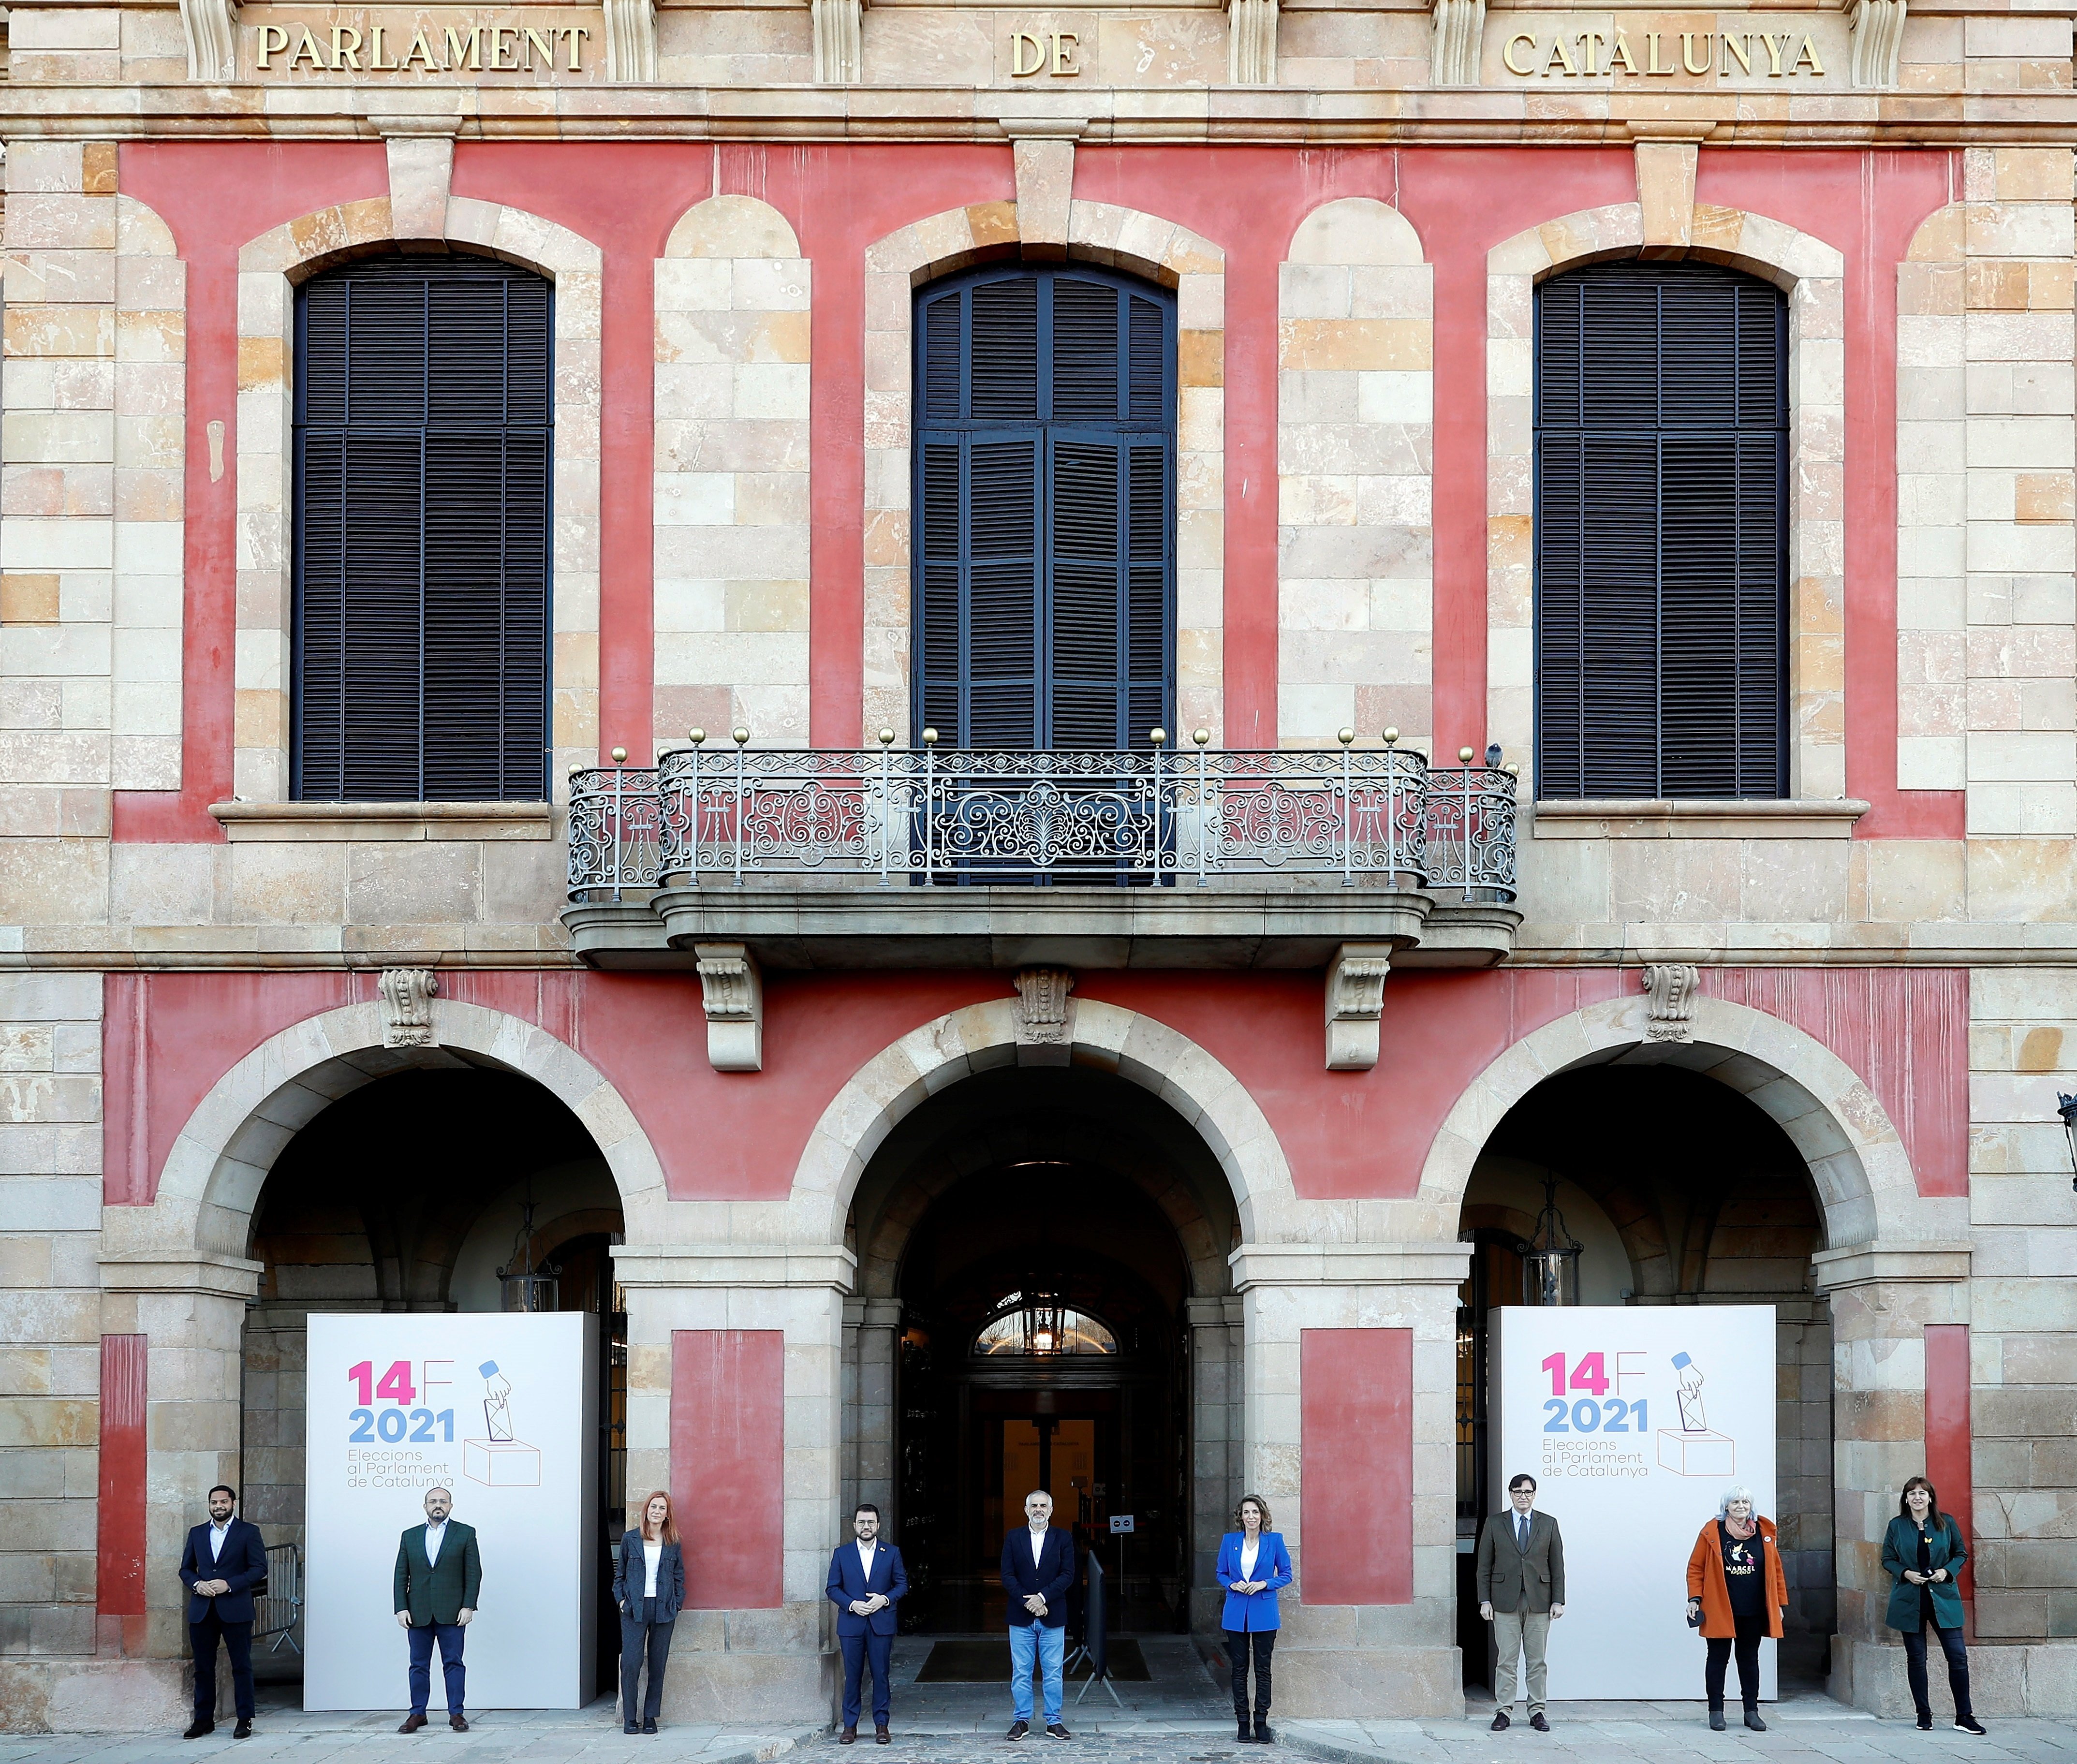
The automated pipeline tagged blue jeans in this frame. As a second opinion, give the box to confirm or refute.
[406,1621,466,1716]
[1009,1622,1064,1724]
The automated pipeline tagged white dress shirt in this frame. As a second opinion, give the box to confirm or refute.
[1240,1538,1259,1582]
[1030,1526,1047,1566]
[643,1539,662,1599]
[209,1520,231,1563]
[425,1519,447,1566]
[857,1538,878,1581]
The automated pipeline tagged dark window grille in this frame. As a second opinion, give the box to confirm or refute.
[1534,261,1788,800]
[913,265,1176,750]
[293,256,552,802]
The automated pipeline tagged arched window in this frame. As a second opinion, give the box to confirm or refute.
[973,1293,1119,1357]
[293,256,552,802]
[913,265,1175,750]
[1534,261,1788,799]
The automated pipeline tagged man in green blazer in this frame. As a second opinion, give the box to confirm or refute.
[392,1487,482,1733]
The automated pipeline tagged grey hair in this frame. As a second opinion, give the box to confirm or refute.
[1718,1485,1756,1518]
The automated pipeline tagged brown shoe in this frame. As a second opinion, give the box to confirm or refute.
[450,1715,470,1733]
[398,1714,427,1734]
[840,1727,858,1745]
[876,1728,890,1745]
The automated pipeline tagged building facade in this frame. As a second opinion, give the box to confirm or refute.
[3,0,2077,1732]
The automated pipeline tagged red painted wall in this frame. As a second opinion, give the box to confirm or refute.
[672,1329,784,1608]
[113,143,1953,814]
[103,964,1969,1206]
[96,1334,148,1649]
[1923,1323,1974,1633]
[1299,1328,1414,1605]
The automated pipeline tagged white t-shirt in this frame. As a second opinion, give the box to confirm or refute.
[643,1540,662,1599]
[1240,1538,1259,1582]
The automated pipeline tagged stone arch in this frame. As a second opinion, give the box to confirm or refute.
[654,194,811,748]
[135,999,667,1264]
[787,996,1295,1250]
[860,198,1225,744]
[232,194,604,802]
[1895,201,1967,792]
[1416,992,1936,1251]
[1485,201,1847,799]
[1279,196,1433,750]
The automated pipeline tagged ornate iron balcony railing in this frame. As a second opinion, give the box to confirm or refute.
[566,738,1517,903]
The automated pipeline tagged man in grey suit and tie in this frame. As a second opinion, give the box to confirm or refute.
[1475,1472,1566,1731]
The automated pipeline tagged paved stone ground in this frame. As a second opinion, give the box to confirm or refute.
[6,1637,2072,1764]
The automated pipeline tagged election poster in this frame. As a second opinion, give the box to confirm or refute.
[1490,1305,1778,1699]
[303,1312,597,1710]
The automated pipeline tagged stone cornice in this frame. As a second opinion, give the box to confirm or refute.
[1229,1240,1474,1290]
[1,83,2073,145]
[611,1243,860,1289]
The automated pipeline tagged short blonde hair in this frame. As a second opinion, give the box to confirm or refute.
[1234,1493,1272,1529]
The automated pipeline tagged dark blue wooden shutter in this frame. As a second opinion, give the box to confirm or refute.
[294,257,552,801]
[1534,262,1786,799]
[913,267,1174,750]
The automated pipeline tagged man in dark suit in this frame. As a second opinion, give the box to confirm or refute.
[825,1502,908,1744]
[1474,1472,1567,1731]
[392,1486,482,1733]
[178,1484,268,1739]
[1000,1489,1075,1741]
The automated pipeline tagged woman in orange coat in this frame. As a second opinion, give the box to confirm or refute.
[1685,1486,1788,1732]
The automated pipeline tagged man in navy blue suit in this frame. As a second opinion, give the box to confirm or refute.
[826,1503,908,1744]
[1000,1489,1075,1741]
[178,1485,269,1739]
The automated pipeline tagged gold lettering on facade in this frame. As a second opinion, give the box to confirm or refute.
[1051,30,1078,73]
[1009,29,1077,74]
[1011,30,1046,74]
[252,17,586,71]
[1500,23,1829,77]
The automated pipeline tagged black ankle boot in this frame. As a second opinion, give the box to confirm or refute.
[1744,1707,1767,1732]
[1237,1705,1253,1743]
[1708,1704,1726,1732]
[1254,1714,1273,1745]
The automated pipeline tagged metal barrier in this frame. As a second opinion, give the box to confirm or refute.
[567,736,1517,902]
[254,1542,302,1654]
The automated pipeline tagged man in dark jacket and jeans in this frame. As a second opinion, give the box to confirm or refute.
[1474,1472,1566,1731]
[1001,1490,1075,1740]
[392,1486,482,1733]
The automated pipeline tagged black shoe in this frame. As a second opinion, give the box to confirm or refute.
[1253,1718,1272,1745]
[234,1720,253,1739]
[184,1721,215,1740]
[1490,1711,1511,1731]
[627,1724,642,1735]
[1046,1724,1071,1740]
[1238,1720,1254,1743]
[1529,1713,1548,1733]
[1955,1717,1987,1735]
[1007,1720,1030,1741]
[1916,1717,1932,1732]
[1708,1708,1726,1732]
[1744,1710,1767,1732]
[642,1719,658,1735]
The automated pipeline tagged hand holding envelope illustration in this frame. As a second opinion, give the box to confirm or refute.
[1659,1350,1734,1477]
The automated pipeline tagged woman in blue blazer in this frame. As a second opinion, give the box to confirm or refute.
[1216,1495,1293,1744]
[1882,1477,1983,1734]
[613,1492,687,1734]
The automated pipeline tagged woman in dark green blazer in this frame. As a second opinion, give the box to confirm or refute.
[1881,1477,1983,1734]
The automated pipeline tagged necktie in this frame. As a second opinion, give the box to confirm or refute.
[1517,1514,1528,1550]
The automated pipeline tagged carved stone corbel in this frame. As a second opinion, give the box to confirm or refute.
[1848,0,1906,89]
[1013,968,1075,1064]
[1226,0,1278,85]
[1641,964,1701,1043]
[179,0,240,81]
[812,0,866,84]
[694,942,763,1072]
[1429,0,1485,87]
[378,970,439,1050]
[603,0,659,82]
[1326,944,1394,1071]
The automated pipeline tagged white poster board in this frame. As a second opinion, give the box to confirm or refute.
[304,1313,597,1710]
[1490,1305,1777,1700]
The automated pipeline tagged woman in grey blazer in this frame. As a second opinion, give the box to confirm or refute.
[613,1492,687,1734]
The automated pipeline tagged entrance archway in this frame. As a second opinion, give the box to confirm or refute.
[841,1061,1240,1640]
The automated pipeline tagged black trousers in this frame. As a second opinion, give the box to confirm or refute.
[620,1602,676,1724]
[189,1612,254,1722]
[1902,1622,1972,1721]
[1704,1613,1766,1709]
[1225,1629,1275,1717]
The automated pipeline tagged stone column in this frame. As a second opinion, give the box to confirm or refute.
[1187,1296,1244,1632]
[854,1301,902,1527]
[1232,1242,1470,1717]
[1812,1241,1971,1716]
[614,1245,849,1723]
